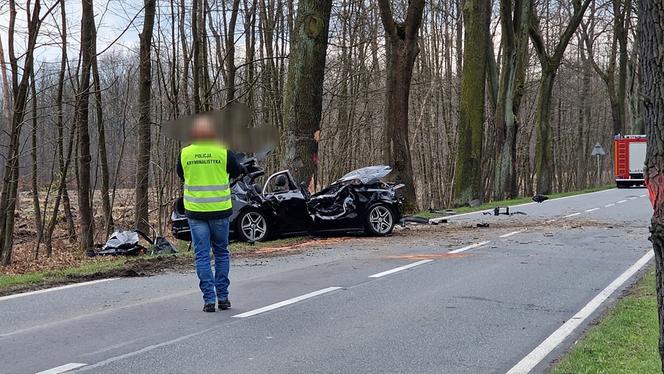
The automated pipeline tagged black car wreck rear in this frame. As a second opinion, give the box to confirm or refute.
[172,159,404,242]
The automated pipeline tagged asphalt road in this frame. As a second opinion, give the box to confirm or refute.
[0,187,653,374]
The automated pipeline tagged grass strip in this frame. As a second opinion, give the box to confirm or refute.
[551,268,660,374]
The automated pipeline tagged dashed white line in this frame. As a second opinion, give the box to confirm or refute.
[605,203,615,208]
[499,230,526,238]
[629,197,638,200]
[617,199,627,204]
[36,363,87,374]
[584,208,600,213]
[563,212,581,218]
[429,188,617,223]
[0,279,117,303]
[640,194,647,198]
[368,260,433,278]
[450,241,491,254]
[507,250,653,374]
[233,287,342,318]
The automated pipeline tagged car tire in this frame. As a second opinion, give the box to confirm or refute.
[364,203,395,236]
[236,209,270,242]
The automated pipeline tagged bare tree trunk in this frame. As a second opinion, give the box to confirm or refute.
[281,0,333,187]
[92,44,114,236]
[0,0,44,265]
[225,0,241,104]
[45,0,75,255]
[641,0,664,367]
[494,0,531,200]
[76,0,96,251]
[453,0,490,204]
[529,0,592,194]
[135,0,157,234]
[192,0,202,113]
[376,0,425,210]
[30,70,43,257]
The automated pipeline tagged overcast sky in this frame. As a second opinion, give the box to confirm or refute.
[0,0,144,69]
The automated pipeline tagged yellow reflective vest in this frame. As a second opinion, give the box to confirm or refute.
[180,141,232,212]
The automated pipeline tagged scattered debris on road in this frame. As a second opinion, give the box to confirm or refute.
[532,194,549,203]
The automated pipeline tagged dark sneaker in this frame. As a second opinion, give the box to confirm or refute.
[203,303,216,313]
[218,299,231,310]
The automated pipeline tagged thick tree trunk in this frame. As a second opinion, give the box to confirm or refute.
[376,0,425,211]
[640,0,664,367]
[453,0,490,204]
[384,37,418,208]
[534,70,556,194]
[494,0,530,200]
[135,0,157,234]
[281,0,333,187]
[76,0,96,251]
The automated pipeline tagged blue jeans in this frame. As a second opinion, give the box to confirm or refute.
[188,218,230,304]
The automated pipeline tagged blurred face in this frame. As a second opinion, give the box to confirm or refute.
[190,116,217,141]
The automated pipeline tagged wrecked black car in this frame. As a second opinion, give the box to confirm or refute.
[172,157,404,242]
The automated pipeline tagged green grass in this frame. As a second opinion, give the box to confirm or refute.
[551,268,661,374]
[0,236,311,293]
[0,258,127,290]
[415,184,614,219]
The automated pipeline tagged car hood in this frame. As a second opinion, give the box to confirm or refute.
[335,165,392,185]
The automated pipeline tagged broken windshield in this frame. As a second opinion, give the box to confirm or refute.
[335,165,392,185]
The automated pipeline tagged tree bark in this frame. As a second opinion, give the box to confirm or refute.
[641,0,664,367]
[76,0,96,251]
[135,0,157,234]
[494,0,531,200]
[281,0,333,187]
[376,0,425,211]
[92,41,114,236]
[453,0,490,205]
[529,0,592,194]
[0,0,44,264]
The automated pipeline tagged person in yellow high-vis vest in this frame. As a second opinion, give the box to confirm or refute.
[177,116,245,312]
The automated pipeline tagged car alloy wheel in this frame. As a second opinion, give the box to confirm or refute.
[369,205,393,235]
[240,211,268,242]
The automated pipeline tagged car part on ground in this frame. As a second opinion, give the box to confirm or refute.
[400,216,438,227]
[89,230,178,257]
[171,161,404,242]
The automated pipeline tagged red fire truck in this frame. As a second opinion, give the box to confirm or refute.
[614,135,647,188]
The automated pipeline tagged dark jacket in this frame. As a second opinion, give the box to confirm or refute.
[177,149,244,220]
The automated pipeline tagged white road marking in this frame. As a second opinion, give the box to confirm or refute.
[640,194,647,198]
[617,199,627,204]
[429,188,617,223]
[584,208,599,212]
[563,212,581,218]
[35,363,87,374]
[499,230,525,238]
[0,279,117,303]
[506,250,654,374]
[605,203,615,207]
[629,197,638,200]
[450,241,491,254]
[368,260,433,278]
[1,290,196,338]
[233,287,342,318]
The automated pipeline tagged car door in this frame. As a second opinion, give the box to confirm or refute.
[263,171,310,234]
